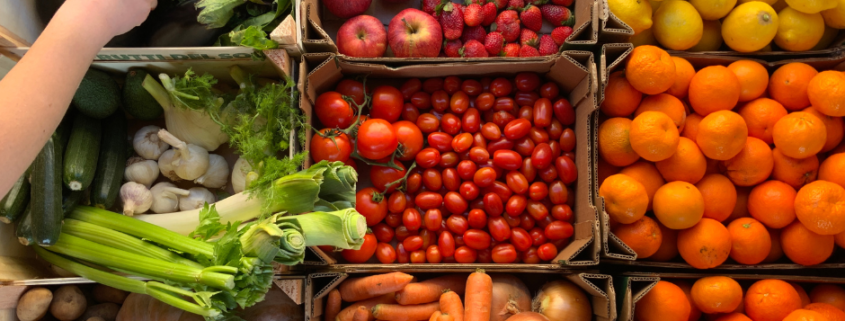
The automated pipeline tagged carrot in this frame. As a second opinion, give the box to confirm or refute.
[337,293,397,321]
[326,289,342,321]
[429,311,442,321]
[437,314,454,321]
[395,274,468,305]
[340,272,415,302]
[463,269,492,321]
[439,290,464,321]
[353,306,370,321]
[372,302,441,321]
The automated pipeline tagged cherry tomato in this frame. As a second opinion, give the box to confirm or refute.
[424,209,443,231]
[514,137,535,157]
[422,168,443,191]
[403,208,423,231]
[504,119,532,140]
[487,217,512,242]
[473,167,497,187]
[423,78,444,93]
[356,188,387,226]
[341,233,376,263]
[454,246,478,263]
[463,229,492,250]
[357,119,398,160]
[487,181,513,200]
[437,153,456,168]
[520,158,537,182]
[400,78,421,99]
[444,191,469,214]
[371,160,406,193]
[540,82,559,99]
[480,124,501,141]
[401,103,420,123]
[461,79,482,96]
[494,97,516,112]
[526,200,549,220]
[452,133,474,153]
[553,98,575,125]
[555,156,578,184]
[388,191,407,214]
[432,90,450,112]
[493,150,523,171]
[336,79,366,105]
[528,182,549,201]
[457,160,478,181]
[462,108,481,133]
[559,128,576,152]
[416,113,440,133]
[407,173,423,194]
[370,86,403,122]
[476,93,496,111]
[460,181,481,200]
[549,181,569,205]
[467,208,487,229]
[424,245,443,263]
[373,223,395,243]
[552,204,574,222]
[439,231,456,257]
[391,121,424,161]
[376,243,397,263]
[530,227,547,246]
[411,91,432,110]
[515,91,539,108]
[469,147,490,164]
[520,214,536,230]
[505,195,527,217]
[415,192,443,210]
[410,250,426,263]
[447,215,469,234]
[442,168,461,191]
[315,91,355,128]
[515,73,541,92]
[518,106,533,121]
[473,133,487,149]
[311,129,353,163]
[538,165,558,183]
[428,132,454,152]
[529,128,550,145]
[416,148,441,168]
[531,143,553,169]
[491,243,517,263]
[441,113,461,135]
[385,212,402,228]
[522,247,541,264]
[545,221,574,240]
[443,76,461,94]
[483,193,504,217]
[397,243,410,263]
[548,119,563,140]
[538,243,558,261]
[403,235,424,251]
[490,78,513,97]
[450,91,470,114]
[492,110,516,128]
[505,171,529,195]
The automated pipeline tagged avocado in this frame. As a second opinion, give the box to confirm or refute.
[122,69,164,120]
[72,68,120,119]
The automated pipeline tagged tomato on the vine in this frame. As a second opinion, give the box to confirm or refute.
[356,187,387,226]
[315,91,355,128]
[376,243,397,263]
[336,79,366,105]
[357,119,398,160]
[370,85,403,122]
[341,233,376,263]
[370,160,406,193]
[311,129,353,163]
[491,243,517,263]
[393,121,424,161]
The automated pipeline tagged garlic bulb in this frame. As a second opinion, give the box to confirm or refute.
[125,158,159,188]
[157,129,209,181]
[195,154,230,189]
[149,182,190,214]
[133,125,170,160]
[121,182,152,216]
[158,149,181,181]
[179,187,216,211]
[231,157,252,193]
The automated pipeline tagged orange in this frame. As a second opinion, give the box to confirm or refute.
[653,181,705,230]
[770,62,820,111]
[729,186,752,223]
[620,160,666,211]
[635,93,688,129]
[773,111,828,159]
[811,285,845,311]
[599,117,641,167]
[808,71,845,117]
[656,137,707,184]
[697,110,749,161]
[804,106,845,152]
[675,280,702,321]
[728,60,770,102]
[738,98,788,145]
[612,216,662,259]
[630,111,681,162]
[598,156,621,186]
[721,137,775,186]
[805,303,845,321]
[781,220,835,266]
[696,174,738,222]
[689,65,742,116]
[602,71,644,117]
[667,57,696,99]
[635,281,691,321]
[745,279,803,321]
[836,230,845,249]
[682,113,703,141]
[773,148,820,189]
[795,283,812,307]
[764,228,784,263]
[748,180,798,229]
[728,217,772,265]
[691,276,744,314]
[714,313,752,321]
[795,180,845,235]
[819,153,845,189]
[599,174,649,224]
[783,309,832,321]
[626,45,677,95]
[678,218,732,269]
[648,222,679,262]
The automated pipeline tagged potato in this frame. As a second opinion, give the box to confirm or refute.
[79,303,119,321]
[16,287,53,321]
[93,285,128,304]
[49,285,86,321]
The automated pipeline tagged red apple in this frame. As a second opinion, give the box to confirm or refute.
[323,0,371,18]
[337,15,387,58]
[388,8,442,58]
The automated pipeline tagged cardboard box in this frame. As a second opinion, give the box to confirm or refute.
[305,270,616,321]
[298,0,599,61]
[595,43,845,269]
[297,51,601,268]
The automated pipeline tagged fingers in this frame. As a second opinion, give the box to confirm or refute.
[149,0,158,10]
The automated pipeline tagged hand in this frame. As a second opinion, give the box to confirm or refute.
[58,0,157,39]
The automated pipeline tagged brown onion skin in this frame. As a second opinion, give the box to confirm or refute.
[490,275,532,321]
[505,312,550,321]
[531,280,592,321]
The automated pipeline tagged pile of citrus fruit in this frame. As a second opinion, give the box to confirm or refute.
[638,277,845,321]
[608,0,844,52]
[598,45,845,268]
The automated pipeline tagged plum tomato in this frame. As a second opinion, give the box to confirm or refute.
[410,250,426,263]
[521,158,537,182]
[469,147,490,164]
[395,225,413,241]
[468,209,487,229]
[403,235,424,251]
[477,248,493,263]
[494,97,516,113]
[515,72,541,92]
[529,128,550,145]
[531,143,553,169]
[400,78,421,99]
[411,91,432,110]
[545,221,574,240]
[560,128,576,152]
[514,91,539,108]
[503,213,521,227]
[416,147,441,168]
[385,212,402,228]
[357,119,398,160]
[454,246,478,263]
[397,244,410,263]
[415,192,444,210]
[547,182,566,205]
[514,137,535,157]
[552,204,574,222]
[424,209,443,231]
[402,103,420,123]
[555,156,578,184]
[440,152,460,167]
[538,243,559,261]
[370,160,406,193]
[441,113,461,135]
[416,113,440,133]
[518,106,533,121]
[373,223,395,243]
[548,119,563,140]
[393,121,424,161]
[311,129,353,163]
[458,160,478,180]
[315,91,355,129]
[462,79,483,96]
[403,208,423,231]
[521,247,541,264]
[538,165,558,183]
[452,133,474,153]
[388,191,407,213]
[407,173,423,194]
[473,133,487,149]
[460,181,481,200]
[473,167,497,187]
[526,200,549,221]
[505,171,529,195]
[493,150,523,171]
[444,76,461,94]
[505,195,527,217]
[356,187,387,226]
[491,243,517,263]
[422,168,443,191]
[342,233,376,263]
[504,118,532,140]
[488,217,512,242]
[511,228,532,252]
[432,90,450,112]
[529,182,549,201]
[534,97,554,128]
[463,229,492,250]
[530,227,547,246]
[519,214,536,230]
[428,132,454,152]
[444,191,469,215]
[491,110,516,128]
[446,215,469,234]
[442,168,461,191]
[490,77,513,97]
[438,231,456,257]
[426,245,443,263]
[476,93,496,111]
[335,79,366,105]
[423,78,444,93]
[450,91,470,114]
[462,108,481,133]
[370,85,403,122]
[487,181,513,200]
[376,243,397,263]
[481,123,502,140]
[553,98,575,125]
[483,193,504,217]
[540,82,559,99]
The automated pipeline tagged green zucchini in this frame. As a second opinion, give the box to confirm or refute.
[62,190,86,216]
[91,112,127,209]
[0,169,30,224]
[63,113,101,191]
[31,133,63,246]
[15,203,33,246]
[56,109,74,148]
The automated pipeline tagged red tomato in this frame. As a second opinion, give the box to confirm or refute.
[370,86,403,122]
[416,148,441,168]
[415,192,443,210]
[520,158,537,182]
[486,181,513,200]
[476,93,496,111]
[403,235,424,251]
[518,106,533,121]
[503,213,521,227]
[452,133,474,153]
[422,168,443,191]
[336,79,366,105]
[397,243,410,263]
[451,91,470,114]
[491,111,516,129]
[420,229,436,249]
[515,73,541,92]
[521,247,541,264]
[432,90,450,112]
[438,231,456,257]
[357,119,398,160]
[473,133,487,150]
[440,152,460,168]
[545,221,574,240]
[393,121,424,161]
[526,200,549,221]
[490,78,513,97]
[504,119,532,140]
[341,233,376,263]
[530,143,553,169]
[463,229,491,250]
[442,168,461,191]
[315,91,355,128]
[457,161,478,180]
[460,182,481,200]
[538,165,558,183]
[403,208,423,231]
[493,150,523,171]
[371,160,406,193]
[548,119,563,140]
[385,212,402,228]
[395,226,415,242]
[529,182,549,201]
[559,128,576,152]
[400,78,421,99]
[411,91,432,110]
[356,187,387,226]
[552,204,574,222]
[454,246,478,263]
[311,129,353,163]
[441,113,461,135]
[468,209,487,229]
[519,214,536,230]
[407,173,423,194]
[505,171,529,195]
[426,245,443,263]
[401,103,420,123]
[538,243,558,261]
[540,82,559,99]
[473,167,497,187]
[530,227,547,246]
[549,181,568,204]
[469,147,490,164]
[373,223,395,243]
[494,97,516,112]
[483,193,504,217]
[462,79,483,96]
[488,217,512,242]
[376,243,397,263]
[536,215,554,229]
[424,209,443,231]
[553,98,575,125]
[444,76,461,94]
[515,91,540,108]
[444,191,469,214]
[428,132,454,152]
[481,123,502,140]
[388,191,407,213]
[514,137,535,157]
[555,156,578,185]
[416,113,440,133]
[505,195,527,217]
[533,98,553,128]
[491,243,517,263]
[446,215,469,234]
[462,108,481,133]
[410,250,426,263]
[423,78,444,93]
[529,128,550,145]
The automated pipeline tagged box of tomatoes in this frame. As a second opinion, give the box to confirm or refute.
[296,50,600,268]
[596,42,845,269]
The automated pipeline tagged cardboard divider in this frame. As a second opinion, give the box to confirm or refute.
[595,43,845,269]
[298,0,599,61]
[305,270,616,321]
[298,51,601,268]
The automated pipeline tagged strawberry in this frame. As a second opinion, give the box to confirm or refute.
[484,31,505,55]
[445,39,463,57]
[520,5,542,31]
[508,0,525,10]
[493,10,521,42]
[551,26,573,45]
[462,25,487,43]
[464,3,485,27]
[550,0,572,5]
[520,28,539,47]
[519,45,540,57]
[461,40,489,57]
[424,0,443,16]
[502,43,521,57]
[541,4,574,26]
[538,34,557,55]
[439,2,465,40]
[492,0,509,11]
[481,2,497,26]
[467,0,486,4]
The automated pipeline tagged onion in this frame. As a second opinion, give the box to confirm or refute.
[491,274,532,321]
[532,280,592,321]
[506,312,551,321]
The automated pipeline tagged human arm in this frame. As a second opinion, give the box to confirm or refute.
[0,0,156,195]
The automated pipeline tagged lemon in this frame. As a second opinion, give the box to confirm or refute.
[653,1,704,50]
[822,0,845,28]
[773,0,789,10]
[738,0,777,4]
[689,20,724,51]
[608,0,654,35]
[722,2,780,52]
[630,28,659,46]
[650,0,664,10]
[786,0,838,13]
[690,0,738,19]
[776,7,826,51]
[812,25,841,49]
